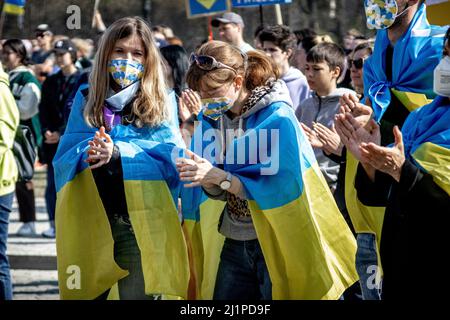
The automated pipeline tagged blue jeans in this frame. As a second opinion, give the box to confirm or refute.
[110,215,154,300]
[45,162,56,222]
[0,192,14,300]
[213,238,272,300]
[356,233,382,300]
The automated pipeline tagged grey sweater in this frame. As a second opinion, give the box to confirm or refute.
[295,88,356,190]
[203,80,293,241]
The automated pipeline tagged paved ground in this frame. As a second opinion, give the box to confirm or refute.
[7,169,60,300]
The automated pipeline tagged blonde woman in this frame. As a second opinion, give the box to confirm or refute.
[53,17,189,300]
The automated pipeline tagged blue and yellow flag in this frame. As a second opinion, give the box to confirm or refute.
[363,3,446,122]
[344,96,450,267]
[351,3,446,253]
[182,100,358,300]
[53,86,190,300]
[402,96,450,195]
[3,0,26,15]
[344,152,386,259]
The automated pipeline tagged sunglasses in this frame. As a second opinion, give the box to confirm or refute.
[36,31,51,38]
[348,58,365,69]
[190,53,238,73]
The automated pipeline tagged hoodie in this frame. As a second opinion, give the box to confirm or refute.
[295,87,356,190]
[8,66,41,121]
[203,80,293,241]
[0,66,20,196]
[281,67,311,111]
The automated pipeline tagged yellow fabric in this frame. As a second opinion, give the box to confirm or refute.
[413,142,450,196]
[345,153,386,251]
[106,283,120,300]
[184,200,225,300]
[391,89,434,113]
[197,0,217,10]
[3,3,25,15]
[427,0,450,26]
[181,222,200,299]
[0,71,19,196]
[250,164,358,300]
[124,180,190,299]
[186,164,358,300]
[56,169,128,300]
[56,170,190,299]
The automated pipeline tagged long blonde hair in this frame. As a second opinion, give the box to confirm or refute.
[84,16,168,128]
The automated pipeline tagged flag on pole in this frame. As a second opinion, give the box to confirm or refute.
[3,0,26,16]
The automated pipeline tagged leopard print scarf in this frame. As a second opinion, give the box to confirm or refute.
[226,80,275,218]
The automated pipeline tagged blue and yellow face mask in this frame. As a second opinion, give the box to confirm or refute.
[364,0,399,30]
[108,59,144,89]
[201,97,234,121]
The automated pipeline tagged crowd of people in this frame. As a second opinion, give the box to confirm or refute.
[0,0,449,300]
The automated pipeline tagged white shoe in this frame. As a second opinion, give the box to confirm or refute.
[16,222,37,237]
[42,225,55,238]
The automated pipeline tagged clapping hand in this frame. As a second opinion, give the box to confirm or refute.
[176,149,217,188]
[179,89,201,123]
[359,126,405,182]
[301,122,343,156]
[312,122,343,156]
[335,112,380,162]
[85,126,114,170]
[301,123,324,149]
[338,93,373,129]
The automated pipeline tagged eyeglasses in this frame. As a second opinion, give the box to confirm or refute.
[190,53,237,73]
[348,58,365,69]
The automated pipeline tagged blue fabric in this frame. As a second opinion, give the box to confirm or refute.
[182,101,317,220]
[5,0,25,5]
[402,96,450,161]
[213,238,272,300]
[53,85,186,205]
[0,192,14,300]
[355,233,382,300]
[363,4,446,122]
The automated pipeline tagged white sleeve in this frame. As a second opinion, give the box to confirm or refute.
[16,82,41,120]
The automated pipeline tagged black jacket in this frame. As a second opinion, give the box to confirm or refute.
[38,69,80,163]
[355,160,450,299]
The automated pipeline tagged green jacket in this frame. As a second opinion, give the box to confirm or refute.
[0,65,19,196]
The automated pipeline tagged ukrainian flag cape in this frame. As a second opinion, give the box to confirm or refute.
[402,96,450,195]
[182,101,358,300]
[363,4,446,122]
[344,101,385,247]
[53,86,190,299]
[344,97,450,271]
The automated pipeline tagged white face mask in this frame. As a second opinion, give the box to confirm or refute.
[434,56,450,97]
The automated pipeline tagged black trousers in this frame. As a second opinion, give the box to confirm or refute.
[15,180,36,223]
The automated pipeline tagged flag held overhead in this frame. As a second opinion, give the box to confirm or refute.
[3,0,26,15]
